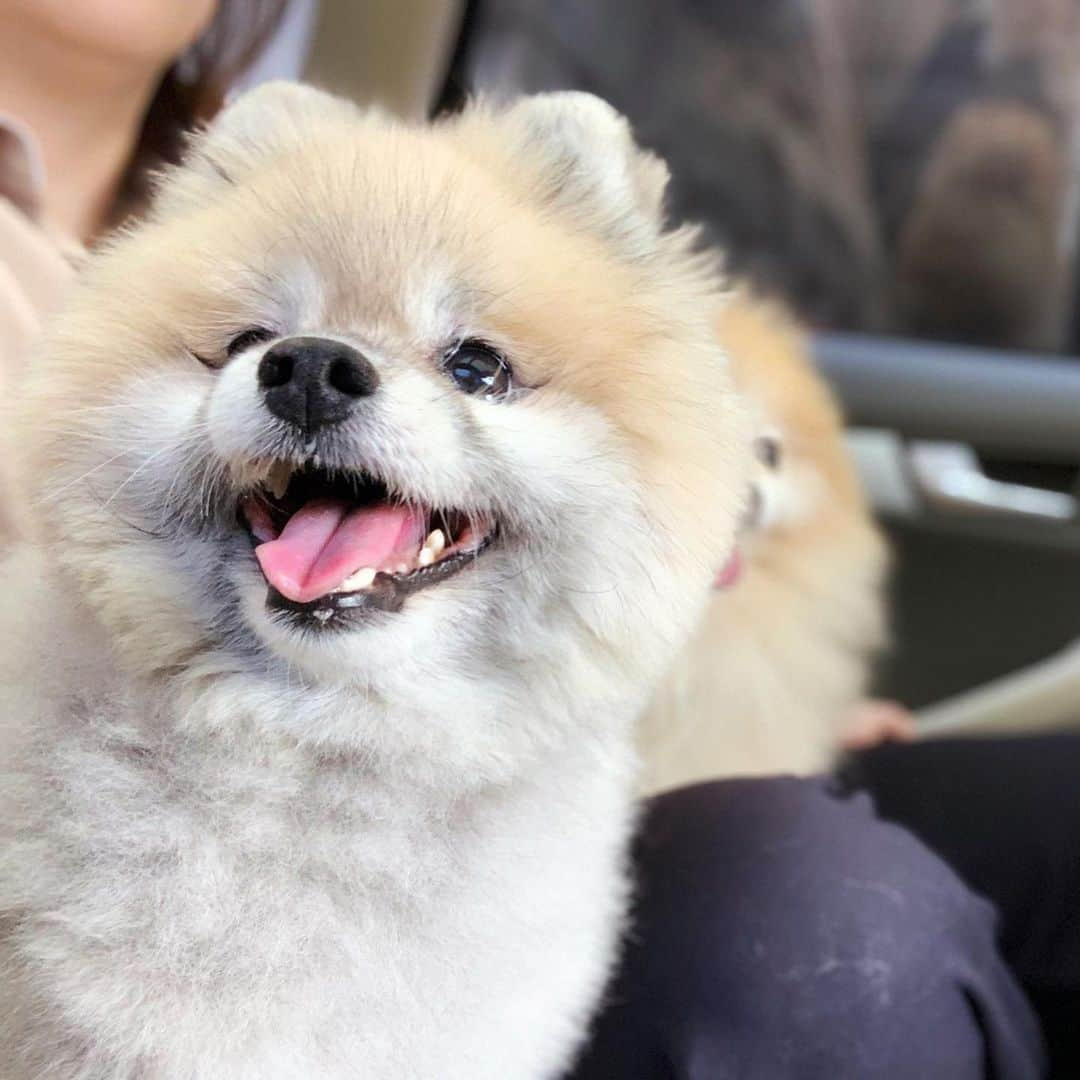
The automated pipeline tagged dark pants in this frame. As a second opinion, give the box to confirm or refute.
[569,768,1049,1079]
[843,735,1080,1077]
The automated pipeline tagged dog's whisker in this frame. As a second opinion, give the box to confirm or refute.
[40,449,143,504]
[98,444,178,510]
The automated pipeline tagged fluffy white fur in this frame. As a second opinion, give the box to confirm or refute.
[0,85,747,1078]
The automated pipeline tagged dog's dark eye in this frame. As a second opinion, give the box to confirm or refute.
[754,434,783,470]
[226,327,275,358]
[443,340,512,399]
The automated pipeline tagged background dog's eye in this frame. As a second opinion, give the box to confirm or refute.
[443,340,513,399]
[754,434,783,470]
[226,327,275,358]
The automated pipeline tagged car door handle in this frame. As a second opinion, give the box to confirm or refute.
[907,441,1077,521]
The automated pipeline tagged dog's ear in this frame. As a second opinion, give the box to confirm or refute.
[150,82,362,217]
[496,93,671,257]
[195,81,360,172]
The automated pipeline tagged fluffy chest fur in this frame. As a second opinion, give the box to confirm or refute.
[0,570,637,1079]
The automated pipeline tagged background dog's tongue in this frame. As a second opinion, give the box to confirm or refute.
[713,548,744,590]
[255,499,423,603]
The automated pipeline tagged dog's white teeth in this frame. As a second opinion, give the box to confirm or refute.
[340,567,377,591]
[414,529,444,570]
[313,609,333,623]
[267,462,291,501]
[396,563,409,575]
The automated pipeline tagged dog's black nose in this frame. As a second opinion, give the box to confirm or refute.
[257,336,379,434]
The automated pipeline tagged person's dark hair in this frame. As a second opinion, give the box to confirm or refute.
[114,0,289,225]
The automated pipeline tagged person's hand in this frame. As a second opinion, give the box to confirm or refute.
[841,699,917,752]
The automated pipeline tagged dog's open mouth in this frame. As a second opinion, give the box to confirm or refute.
[238,463,496,620]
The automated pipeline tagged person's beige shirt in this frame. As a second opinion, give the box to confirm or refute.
[0,115,79,538]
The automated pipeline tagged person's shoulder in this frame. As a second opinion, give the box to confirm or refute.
[0,112,79,310]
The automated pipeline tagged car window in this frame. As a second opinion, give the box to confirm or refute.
[463,0,1080,355]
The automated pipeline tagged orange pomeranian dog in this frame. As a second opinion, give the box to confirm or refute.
[639,293,889,790]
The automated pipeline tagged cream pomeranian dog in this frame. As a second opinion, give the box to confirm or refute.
[0,84,748,1079]
[639,294,887,790]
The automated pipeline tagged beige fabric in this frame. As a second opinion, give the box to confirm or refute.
[0,115,79,538]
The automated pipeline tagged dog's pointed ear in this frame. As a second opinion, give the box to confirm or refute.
[193,82,360,178]
[497,92,671,256]
[151,82,361,216]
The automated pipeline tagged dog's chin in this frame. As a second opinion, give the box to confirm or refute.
[228,458,500,639]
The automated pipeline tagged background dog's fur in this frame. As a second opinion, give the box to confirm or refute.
[0,85,749,1078]
[639,293,887,789]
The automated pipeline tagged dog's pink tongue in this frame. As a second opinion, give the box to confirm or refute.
[713,548,744,590]
[255,499,422,603]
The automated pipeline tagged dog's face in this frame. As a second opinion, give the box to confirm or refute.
[741,410,819,540]
[17,85,747,723]
[713,294,885,614]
